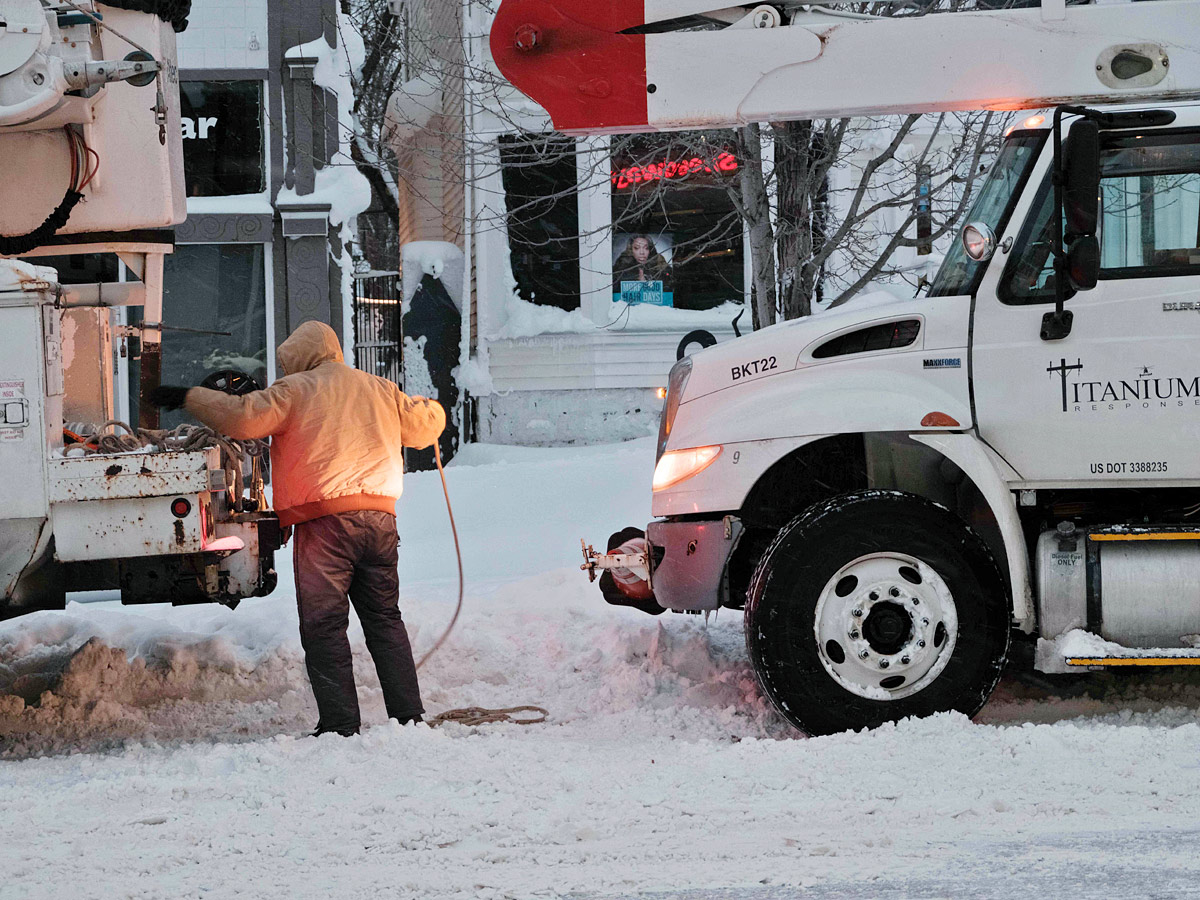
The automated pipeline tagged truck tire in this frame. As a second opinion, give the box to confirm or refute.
[744,490,1010,736]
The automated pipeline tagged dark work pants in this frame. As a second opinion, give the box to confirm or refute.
[293,510,423,733]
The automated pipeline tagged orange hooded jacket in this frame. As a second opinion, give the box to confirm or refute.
[184,321,445,526]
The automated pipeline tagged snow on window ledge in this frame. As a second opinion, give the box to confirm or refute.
[487,293,747,341]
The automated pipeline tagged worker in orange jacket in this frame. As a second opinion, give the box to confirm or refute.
[152,321,445,736]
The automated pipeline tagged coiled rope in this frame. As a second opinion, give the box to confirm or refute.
[67,420,267,511]
[427,706,548,727]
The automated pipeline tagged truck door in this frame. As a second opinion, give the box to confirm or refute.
[972,125,1200,484]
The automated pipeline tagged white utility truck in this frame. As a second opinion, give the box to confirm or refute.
[491,0,1200,734]
[0,1,280,619]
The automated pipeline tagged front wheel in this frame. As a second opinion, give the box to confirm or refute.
[744,490,1010,736]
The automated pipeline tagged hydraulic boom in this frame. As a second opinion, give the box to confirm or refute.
[490,0,1200,133]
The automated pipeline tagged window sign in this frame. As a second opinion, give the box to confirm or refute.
[180,81,266,197]
[610,133,744,311]
[613,233,674,307]
[612,152,738,190]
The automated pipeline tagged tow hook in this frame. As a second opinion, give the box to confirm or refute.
[580,539,650,583]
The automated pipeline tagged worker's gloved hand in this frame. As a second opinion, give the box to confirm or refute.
[148,385,190,410]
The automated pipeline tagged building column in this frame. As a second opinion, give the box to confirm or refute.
[278,205,333,331]
[277,53,336,340]
[285,56,318,194]
[576,136,614,325]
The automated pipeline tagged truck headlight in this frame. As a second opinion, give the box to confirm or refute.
[652,445,722,492]
[657,357,693,461]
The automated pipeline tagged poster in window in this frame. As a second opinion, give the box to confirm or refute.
[612,233,674,307]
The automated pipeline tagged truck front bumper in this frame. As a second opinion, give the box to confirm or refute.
[647,516,743,612]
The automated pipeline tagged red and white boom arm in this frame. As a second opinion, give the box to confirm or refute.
[490,0,1200,134]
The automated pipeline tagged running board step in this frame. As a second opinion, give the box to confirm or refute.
[1065,654,1200,667]
[1088,526,1200,542]
[1035,629,1200,673]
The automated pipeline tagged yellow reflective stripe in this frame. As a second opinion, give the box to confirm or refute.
[1066,657,1200,666]
[1088,533,1200,542]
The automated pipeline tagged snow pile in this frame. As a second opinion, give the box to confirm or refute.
[275,162,373,234]
[403,241,455,282]
[601,300,746,333]
[384,70,442,147]
[487,292,596,340]
[452,356,494,396]
[6,441,1200,896]
[1040,628,1200,662]
[489,295,749,341]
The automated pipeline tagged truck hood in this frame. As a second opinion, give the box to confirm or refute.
[681,294,929,402]
[662,291,974,451]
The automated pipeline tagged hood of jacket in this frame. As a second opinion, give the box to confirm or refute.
[278,321,343,375]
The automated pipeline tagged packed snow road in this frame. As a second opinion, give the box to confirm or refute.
[3,440,1200,899]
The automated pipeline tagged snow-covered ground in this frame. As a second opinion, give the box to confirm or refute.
[4,440,1200,899]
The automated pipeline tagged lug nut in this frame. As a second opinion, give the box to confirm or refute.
[879,660,890,669]
[859,650,870,659]
[901,656,911,664]
[912,597,920,605]
[849,630,860,639]
[922,618,930,626]
[852,608,863,618]
[889,587,900,597]
[918,640,926,648]
[869,592,879,601]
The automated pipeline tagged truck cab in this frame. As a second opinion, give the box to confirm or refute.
[630,103,1200,734]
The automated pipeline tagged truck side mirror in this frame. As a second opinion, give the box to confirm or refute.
[1063,119,1100,239]
[1042,108,1103,342]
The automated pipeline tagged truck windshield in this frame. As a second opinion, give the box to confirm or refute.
[928,131,1046,297]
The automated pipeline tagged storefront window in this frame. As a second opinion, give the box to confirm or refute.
[180,81,266,197]
[610,134,744,311]
[129,244,267,428]
[499,135,580,311]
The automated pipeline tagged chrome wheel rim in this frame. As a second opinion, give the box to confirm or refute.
[813,552,958,701]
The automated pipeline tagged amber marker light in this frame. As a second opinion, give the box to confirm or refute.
[653,445,722,491]
[920,412,961,428]
[1022,114,1046,128]
[656,387,668,400]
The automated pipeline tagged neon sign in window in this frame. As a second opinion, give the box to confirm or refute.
[611,151,738,190]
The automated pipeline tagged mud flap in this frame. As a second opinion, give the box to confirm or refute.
[598,526,663,616]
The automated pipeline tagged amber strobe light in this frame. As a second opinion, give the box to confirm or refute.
[653,445,722,491]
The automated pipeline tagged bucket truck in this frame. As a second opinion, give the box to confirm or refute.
[0,1,280,620]
[491,0,1200,734]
